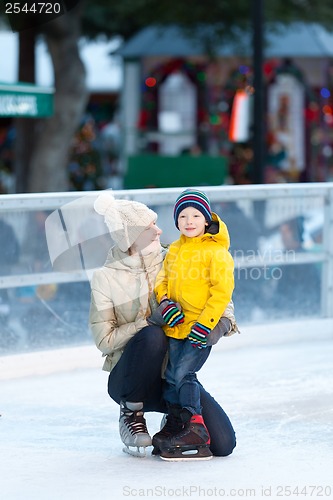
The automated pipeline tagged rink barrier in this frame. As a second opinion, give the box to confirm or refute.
[0,183,332,318]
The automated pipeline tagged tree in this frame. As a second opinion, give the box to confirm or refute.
[2,0,333,192]
[1,2,88,193]
[14,27,37,193]
[29,5,88,192]
[81,0,333,39]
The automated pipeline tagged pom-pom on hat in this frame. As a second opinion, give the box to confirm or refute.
[94,191,157,252]
[173,189,212,229]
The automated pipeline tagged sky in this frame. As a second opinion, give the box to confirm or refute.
[1,318,332,500]
[0,30,122,91]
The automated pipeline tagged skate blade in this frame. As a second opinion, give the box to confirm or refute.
[122,445,149,458]
[160,447,213,461]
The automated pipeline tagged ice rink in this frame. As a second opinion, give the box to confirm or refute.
[1,318,333,500]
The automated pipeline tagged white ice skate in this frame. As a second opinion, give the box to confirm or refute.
[119,401,152,458]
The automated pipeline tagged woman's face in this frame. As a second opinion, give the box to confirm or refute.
[131,221,162,255]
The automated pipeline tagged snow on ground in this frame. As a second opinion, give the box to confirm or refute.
[1,319,333,500]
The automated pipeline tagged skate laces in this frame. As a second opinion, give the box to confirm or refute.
[122,409,148,435]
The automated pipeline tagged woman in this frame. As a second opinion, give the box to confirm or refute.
[89,191,237,459]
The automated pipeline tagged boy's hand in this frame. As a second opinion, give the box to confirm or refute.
[160,299,184,327]
[188,322,211,349]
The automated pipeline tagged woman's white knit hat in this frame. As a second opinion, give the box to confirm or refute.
[94,191,157,252]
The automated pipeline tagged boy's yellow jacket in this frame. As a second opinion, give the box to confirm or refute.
[154,212,234,339]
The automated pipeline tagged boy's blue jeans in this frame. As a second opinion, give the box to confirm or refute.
[163,337,211,415]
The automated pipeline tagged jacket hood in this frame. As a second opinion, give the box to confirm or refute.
[205,212,230,249]
[179,212,230,249]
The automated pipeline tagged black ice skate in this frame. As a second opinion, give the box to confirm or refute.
[119,401,152,457]
[159,413,213,461]
[152,404,184,456]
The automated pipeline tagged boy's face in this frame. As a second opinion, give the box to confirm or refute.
[177,207,207,238]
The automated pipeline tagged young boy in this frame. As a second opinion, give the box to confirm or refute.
[153,189,235,460]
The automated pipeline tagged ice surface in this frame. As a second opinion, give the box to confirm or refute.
[1,319,333,500]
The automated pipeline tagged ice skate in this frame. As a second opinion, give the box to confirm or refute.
[151,404,184,456]
[119,401,152,457]
[159,413,213,461]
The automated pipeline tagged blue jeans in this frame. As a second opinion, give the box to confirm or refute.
[163,337,211,415]
[108,326,236,456]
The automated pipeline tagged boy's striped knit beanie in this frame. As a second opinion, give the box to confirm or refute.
[173,189,212,229]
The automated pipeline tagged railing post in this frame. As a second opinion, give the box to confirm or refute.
[322,186,333,317]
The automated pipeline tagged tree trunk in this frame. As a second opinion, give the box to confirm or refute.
[28,5,88,192]
[14,27,36,193]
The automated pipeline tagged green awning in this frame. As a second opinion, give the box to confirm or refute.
[0,82,54,118]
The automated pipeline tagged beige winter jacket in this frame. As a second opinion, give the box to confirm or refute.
[89,244,239,372]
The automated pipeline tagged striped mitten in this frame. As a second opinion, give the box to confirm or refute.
[160,300,184,327]
[188,322,211,349]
